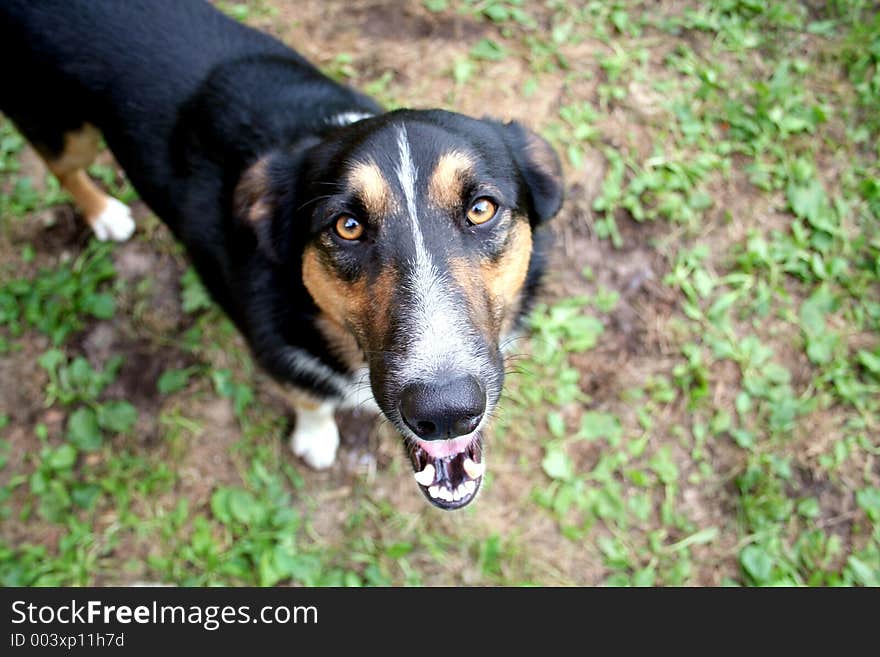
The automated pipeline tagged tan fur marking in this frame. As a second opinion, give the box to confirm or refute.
[269,382,326,413]
[481,219,533,336]
[428,151,474,210]
[41,124,109,223]
[369,264,396,344]
[348,161,392,217]
[450,257,495,343]
[303,247,397,363]
[234,157,272,224]
[302,247,366,329]
[315,314,367,372]
[44,124,101,177]
[302,248,366,386]
[60,170,109,222]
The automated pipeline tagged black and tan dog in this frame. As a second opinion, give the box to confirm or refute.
[0,0,563,509]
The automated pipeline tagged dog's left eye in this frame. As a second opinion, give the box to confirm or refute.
[466,197,498,226]
[334,214,364,241]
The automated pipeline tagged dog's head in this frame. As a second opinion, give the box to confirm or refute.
[236,109,563,509]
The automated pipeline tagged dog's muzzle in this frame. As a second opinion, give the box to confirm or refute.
[399,374,487,510]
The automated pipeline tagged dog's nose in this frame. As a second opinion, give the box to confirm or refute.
[399,376,486,440]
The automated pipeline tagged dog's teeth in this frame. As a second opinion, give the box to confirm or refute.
[428,485,440,499]
[441,488,453,502]
[464,480,476,495]
[463,457,485,479]
[452,487,462,502]
[413,463,435,486]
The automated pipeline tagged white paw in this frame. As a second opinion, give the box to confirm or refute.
[291,414,340,470]
[91,198,135,242]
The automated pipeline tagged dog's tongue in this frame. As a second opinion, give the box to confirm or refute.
[416,434,475,459]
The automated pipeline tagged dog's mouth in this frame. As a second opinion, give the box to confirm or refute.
[409,434,484,510]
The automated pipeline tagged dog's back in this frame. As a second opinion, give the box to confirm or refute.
[0,0,377,314]
[1,1,293,218]
[0,0,295,129]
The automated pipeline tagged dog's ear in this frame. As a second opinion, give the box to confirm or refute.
[234,142,317,263]
[234,152,288,262]
[492,120,564,225]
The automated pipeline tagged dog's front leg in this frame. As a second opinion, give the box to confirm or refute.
[41,124,136,242]
[290,399,340,470]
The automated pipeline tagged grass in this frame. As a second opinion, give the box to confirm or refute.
[0,0,878,586]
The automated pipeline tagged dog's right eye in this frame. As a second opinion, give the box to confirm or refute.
[466,197,498,226]
[334,214,364,241]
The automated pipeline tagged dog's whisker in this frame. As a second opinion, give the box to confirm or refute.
[295,193,335,213]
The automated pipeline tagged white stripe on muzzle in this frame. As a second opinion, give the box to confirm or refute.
[393,126,482,382]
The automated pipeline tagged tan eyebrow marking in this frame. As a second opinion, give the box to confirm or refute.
[348,160,393,217]
[428,150,475,210]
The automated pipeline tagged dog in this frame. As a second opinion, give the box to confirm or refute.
[0,0,563,509]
